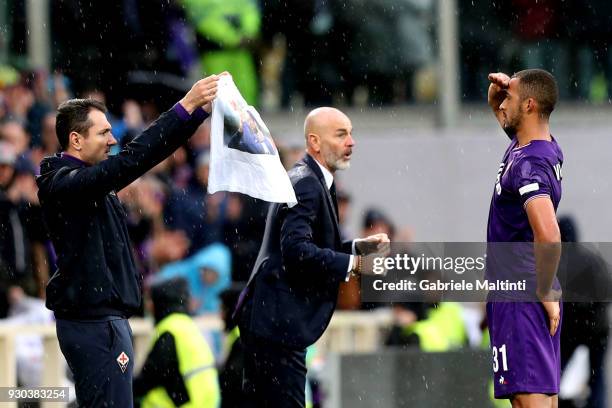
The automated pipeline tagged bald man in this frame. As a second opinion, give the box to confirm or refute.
[236,107,389,407]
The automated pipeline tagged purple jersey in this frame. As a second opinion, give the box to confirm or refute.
[486,136,563,297]
[485,136,564,399]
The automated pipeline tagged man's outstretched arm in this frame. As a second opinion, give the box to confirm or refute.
[39,75,220,200]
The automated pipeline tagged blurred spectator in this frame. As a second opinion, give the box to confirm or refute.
[1,70,70,149]
[0,141,19,308]
[279,143,305,170]
[0,286,54,387]
[166,147,193,190]
[362,207,396,238]
[121,100,146,133]
[155,243,231,315]
[31,112,61,167]
[3,80,34,123]
[358,208,398,310]
[187,119,212,157]
[0,65,20,90]
[119,175,190,282]
[164,151,224,254]
[160,119,226,257]
[82,89,143,147]
[24,70,70,145]
[221,193,268,282]
[181,0,261,105]
[558,216,610,408]
[0,141,36,295]
[7,156,49,298]
[1,119,31,155]
[148,230,192,271]
[134,277,220,408]
[386,298,467,351]
[0,140,16,189]
[385,302,426,347]
[337,189,352,240]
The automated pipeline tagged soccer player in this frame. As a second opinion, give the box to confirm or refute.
[485,69,563,408]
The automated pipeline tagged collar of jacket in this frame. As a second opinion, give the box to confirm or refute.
[303,153,341,238]
[60,152,90,167]
[304,153,327,187]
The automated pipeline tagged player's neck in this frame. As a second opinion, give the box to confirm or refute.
[516,121,551,147]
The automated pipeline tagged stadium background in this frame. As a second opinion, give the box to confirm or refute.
[1,0,611,407]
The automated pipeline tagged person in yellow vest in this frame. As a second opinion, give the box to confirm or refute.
[408,301,467,352]
[386,302,467,352]
[181,0,261,106]
[134,278,220,408]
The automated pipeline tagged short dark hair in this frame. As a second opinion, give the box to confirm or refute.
[512,69,558,118]
[55,98,107,150]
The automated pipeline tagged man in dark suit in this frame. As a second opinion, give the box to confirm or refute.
[236,107,389,407]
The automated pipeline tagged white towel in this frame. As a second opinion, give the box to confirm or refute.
[208,75,297,207]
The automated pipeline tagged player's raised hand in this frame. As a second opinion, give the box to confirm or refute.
[356,233,391,256]
[488,72,511,89]
[488,72,511,118]
[180,74,220,114]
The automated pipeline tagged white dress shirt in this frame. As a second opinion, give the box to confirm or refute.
[313,159,357,281]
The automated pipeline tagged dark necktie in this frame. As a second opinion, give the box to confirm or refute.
[330,182,339,222]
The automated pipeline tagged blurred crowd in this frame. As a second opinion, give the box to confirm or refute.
[3,1,612,113]
[460,0,612,102]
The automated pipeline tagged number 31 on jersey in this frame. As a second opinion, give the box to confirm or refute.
[492,344,508,373]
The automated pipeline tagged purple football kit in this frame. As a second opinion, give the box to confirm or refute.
[485,136,563,398]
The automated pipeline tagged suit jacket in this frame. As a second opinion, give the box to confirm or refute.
[238,154,353,349]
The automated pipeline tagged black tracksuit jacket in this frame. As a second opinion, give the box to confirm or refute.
[36,104,207,319]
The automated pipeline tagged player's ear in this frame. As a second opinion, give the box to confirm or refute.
[525,98,536,114]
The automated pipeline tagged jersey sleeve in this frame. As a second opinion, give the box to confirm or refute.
[511,156,555,208]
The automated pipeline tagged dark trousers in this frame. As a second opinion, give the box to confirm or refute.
[56,317,134,408]
[242,331,307,408]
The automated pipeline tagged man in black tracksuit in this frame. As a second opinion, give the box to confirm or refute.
[36,74,220,407]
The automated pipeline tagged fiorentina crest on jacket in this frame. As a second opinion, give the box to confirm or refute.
[117,351,130,373]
